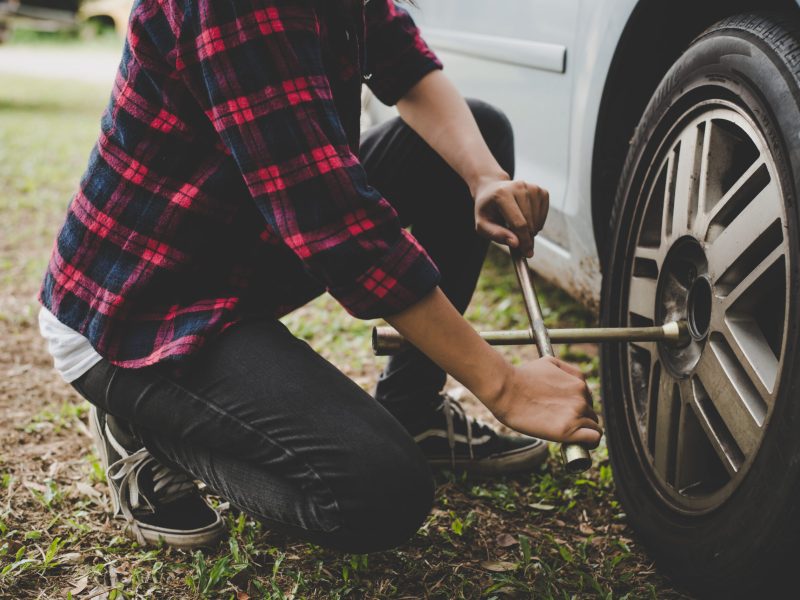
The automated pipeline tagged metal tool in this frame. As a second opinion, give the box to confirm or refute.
[509,251,593,474]
[373,319,687,355]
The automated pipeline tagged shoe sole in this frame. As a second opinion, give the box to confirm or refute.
[427,441,550,477]
[88,407,227,549]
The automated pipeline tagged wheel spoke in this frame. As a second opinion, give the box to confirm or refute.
[672,380,698,488]
[652,368,681,483]
[705,157,767,224]
[628,276,657,320]
[694,340,765,457]
[686,378,743,477]
[717,316,779,397]
[722,244,784,309]
[696,121,714,220]
[630,340,657,357]
[706,180,782,282]
[633,245,661,263]
[667,125,704,235]
[661,152,676,241]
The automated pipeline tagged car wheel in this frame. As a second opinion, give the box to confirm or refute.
[601,13,800,598]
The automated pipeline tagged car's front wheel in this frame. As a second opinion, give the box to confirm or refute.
[601,14,800,598]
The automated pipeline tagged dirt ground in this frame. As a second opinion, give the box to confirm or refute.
[0,44,694,599]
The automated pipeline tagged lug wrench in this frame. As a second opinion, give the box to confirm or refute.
[510,251,592,473]
[372,321,688,354]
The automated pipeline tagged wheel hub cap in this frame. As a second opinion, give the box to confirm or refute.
[657,237,709,375]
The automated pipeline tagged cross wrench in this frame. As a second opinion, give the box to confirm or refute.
[511,251,592,474]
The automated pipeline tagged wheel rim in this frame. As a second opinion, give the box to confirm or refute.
[624,101,790,514]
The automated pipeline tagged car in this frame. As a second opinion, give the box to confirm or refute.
[0,0,130,41]
[365,1,800,597]
[77,0,131,37]
[0,0,79,41]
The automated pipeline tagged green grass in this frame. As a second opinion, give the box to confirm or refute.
[0,59,690,599]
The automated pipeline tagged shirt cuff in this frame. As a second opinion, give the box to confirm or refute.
[329,229,441,319]
[368,52,443,107]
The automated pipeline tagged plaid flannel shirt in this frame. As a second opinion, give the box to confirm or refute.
[39,0,443,368]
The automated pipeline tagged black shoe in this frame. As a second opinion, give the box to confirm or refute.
[408,393,549,476]
[88,406,226,549]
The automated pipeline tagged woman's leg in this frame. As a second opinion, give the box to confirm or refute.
[360,98,515,426]
[74,318,434,553]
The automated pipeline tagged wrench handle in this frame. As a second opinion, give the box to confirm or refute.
[511,252,592,474]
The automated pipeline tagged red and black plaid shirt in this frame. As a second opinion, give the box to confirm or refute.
[40,0,443,368]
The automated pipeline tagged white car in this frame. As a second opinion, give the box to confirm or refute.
[368,2,800,597]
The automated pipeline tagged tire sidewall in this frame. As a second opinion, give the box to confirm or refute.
[601,19,800,595]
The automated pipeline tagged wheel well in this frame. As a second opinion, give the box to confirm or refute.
[591,0,800,258]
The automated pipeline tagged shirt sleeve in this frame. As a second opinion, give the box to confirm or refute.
[179,0,440,319]
[364,0,443,106]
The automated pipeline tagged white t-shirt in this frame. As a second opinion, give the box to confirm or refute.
[38,307,103,382]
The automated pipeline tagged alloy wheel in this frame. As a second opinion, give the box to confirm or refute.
[624,101,790,514]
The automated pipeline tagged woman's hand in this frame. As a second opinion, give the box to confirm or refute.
[472,175,550,258]
[487,356,603,447]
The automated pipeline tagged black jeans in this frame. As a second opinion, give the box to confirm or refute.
[71,99,515,553]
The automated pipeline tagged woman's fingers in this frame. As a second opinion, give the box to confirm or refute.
[567,424,603,448]
[473,179,550,257]
[495,191,534,257]
[526,183,549,234]
[548,356,585,379]
[475,217,520,248]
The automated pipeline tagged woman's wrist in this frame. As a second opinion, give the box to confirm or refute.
[467,169,511,198]
[469,353,515,420]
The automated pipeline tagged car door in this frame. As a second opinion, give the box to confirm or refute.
[407,1,579,228]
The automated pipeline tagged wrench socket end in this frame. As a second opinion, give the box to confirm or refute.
[562,444,592,474]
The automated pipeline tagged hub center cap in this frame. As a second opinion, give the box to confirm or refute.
[656,236,709,376]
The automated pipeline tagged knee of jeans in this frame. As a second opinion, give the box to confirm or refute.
[337,449,435,553]
[466,98,515,177]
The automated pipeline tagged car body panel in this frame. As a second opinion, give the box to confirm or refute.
[406,0,640,309]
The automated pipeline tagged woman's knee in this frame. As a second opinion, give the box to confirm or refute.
[336,445,435,553]
[466,98,515,177]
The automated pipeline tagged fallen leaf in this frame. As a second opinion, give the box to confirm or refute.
[68,576,88,596]
[579,523,595,536]
[529,502,556,511]
[23,481,47,493]
[75,482,102,499]
[60,552,82,565]
[237,592,250,600]
[480,560,519,573]
[495,533,519,548]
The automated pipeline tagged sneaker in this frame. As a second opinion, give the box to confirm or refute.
[410,393,549,476]
[88,406,227,549]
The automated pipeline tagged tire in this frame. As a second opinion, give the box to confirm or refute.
[600,13,800,598]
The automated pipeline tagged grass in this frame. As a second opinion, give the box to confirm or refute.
[0,51,691,599]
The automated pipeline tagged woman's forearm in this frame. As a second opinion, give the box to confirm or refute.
[396,70,508,194]
[384,287,510,408]
[385,287,602,445]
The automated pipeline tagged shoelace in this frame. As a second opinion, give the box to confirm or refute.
[106,448,196,544]
[441,393,495,468]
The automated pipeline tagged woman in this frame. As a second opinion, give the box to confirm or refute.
[38,0,602,553]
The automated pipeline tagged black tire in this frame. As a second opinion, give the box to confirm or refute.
[601,13,800,598]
